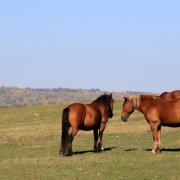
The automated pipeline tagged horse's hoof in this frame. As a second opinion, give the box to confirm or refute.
[67,152,73,156]
[94,146,98,153]
[101,147,104,151]
[151,149,156,154]
[151,149,161,154]
[60,152,73,157]
[96,148,101,153]
[64,154,72,157]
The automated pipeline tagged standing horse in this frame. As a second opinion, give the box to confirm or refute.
[160,90,180,101]
[60,93,114,156]
[121,95,180,153]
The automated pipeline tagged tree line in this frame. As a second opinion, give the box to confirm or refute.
[0,87,103,107]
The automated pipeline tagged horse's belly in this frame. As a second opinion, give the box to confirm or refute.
[161,115,180,127]
[161,122,180,127]
[80,126,96,131]
[79,123,100,131]
[80,111,101,130]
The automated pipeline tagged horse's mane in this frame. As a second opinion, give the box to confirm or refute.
[127,95,161,107]
[93,94,111,104]
[160,91,169,97]
[127,95,141,108]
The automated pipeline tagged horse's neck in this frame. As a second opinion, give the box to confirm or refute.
[92,101,103,109]
[93,101,109,114]
[137,96,154,114]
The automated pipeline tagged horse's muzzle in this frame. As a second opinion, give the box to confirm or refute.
[121,115,128,122]
[109,112,113,118]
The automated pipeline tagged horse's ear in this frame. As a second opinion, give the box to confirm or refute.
[110,93,112,97]
[124,97,128,101]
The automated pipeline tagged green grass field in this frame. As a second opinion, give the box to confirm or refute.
[0,102,180,180]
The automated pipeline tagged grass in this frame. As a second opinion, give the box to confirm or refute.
[0,102,180,180]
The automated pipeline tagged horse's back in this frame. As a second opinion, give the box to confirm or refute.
[160,90,180,101]
[67,103,102,130]
[68,103,85,110]
[172,90,180,99]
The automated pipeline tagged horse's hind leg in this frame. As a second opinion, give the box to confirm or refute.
[68,127,78,155]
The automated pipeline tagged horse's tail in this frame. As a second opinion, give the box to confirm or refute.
[59,107,70,156]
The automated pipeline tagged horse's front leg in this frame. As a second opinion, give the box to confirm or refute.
[93,129,98,152]
[97,122,106,152]
[150,123,161,153]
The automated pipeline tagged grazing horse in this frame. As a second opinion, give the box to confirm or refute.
[60,93,114,156]
[160,90,180,101]
[121,95,180,153]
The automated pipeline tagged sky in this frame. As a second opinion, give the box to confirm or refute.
[0,0,180,93]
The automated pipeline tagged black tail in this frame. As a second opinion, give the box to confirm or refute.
[59,107,71,156]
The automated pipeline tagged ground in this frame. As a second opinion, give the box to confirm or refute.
[0,102,180,179]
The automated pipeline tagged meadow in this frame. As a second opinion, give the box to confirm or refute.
[0,101,180,180]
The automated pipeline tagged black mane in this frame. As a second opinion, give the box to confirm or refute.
[93,93,113,118]
[93,94,110,104]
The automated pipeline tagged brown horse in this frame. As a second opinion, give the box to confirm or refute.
[60,93,114,156]
[160,90,180,101]
[121,95,180,153]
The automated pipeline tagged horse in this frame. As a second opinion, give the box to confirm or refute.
[59,93,114,156]
[121,95,180,153]
[160,90,180,101]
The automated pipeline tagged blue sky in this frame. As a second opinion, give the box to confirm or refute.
[0,0,180,92]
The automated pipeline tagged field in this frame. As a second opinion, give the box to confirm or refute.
[0,101,180,180]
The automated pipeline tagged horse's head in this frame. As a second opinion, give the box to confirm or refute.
[121,96,137,122]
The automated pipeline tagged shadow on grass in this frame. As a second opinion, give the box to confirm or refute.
[125,148,180,152]
[144,148,180,152]
[74,147,117,155]
[160,148,180,152]
[124,148,143,152]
